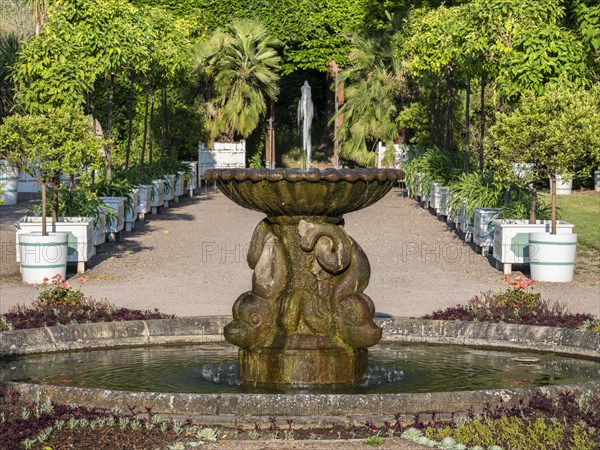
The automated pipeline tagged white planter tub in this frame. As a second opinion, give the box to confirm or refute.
[137,184,152,218]
[151,179,166,214]
[93,210,106,248]
[437,186,450,217]
[99,197,125,235]
[529,232,577,282]
[186,161,198,195]
[174,171,185,201]
[413,173,424,201]
[428,182,442,211]
[550,175,572,195]
[163,174,176,205]
[177,171,185,195]
[473,208,501,256]
[18,232,68,284]
[125,188,139,232]
[16,217,94,274]
[420,177,431,208]
[454,199,473,241]
[445,192,456,228]
[595,170,600,192]
[0,160,19,205]
[492,219,574,275]
[198,140,246,184]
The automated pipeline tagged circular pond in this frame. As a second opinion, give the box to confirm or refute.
[2,342,599,394]
[2,318,599,422]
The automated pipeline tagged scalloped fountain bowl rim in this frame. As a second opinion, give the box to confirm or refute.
[203,168,403,184]
[204,168,404,217]
[1,317,598,425]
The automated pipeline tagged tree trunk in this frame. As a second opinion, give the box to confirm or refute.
[435,79,442,147]
[429,84,436,147]
[51,175,59,222]
[88,90,96,122]
[530,184,537,224]
[160,88,166,159]
[149,92,155,163]
[41,182,47,236]
[88,91,97,186]
[125,74,135,170]
[265,99,274,169]
[164,88,171,157]
[479,76,485,172]
[464,76,471,173]
[141,89,149,176]
[443,68,453,165]
[551,175,557,234]
[106,73,115,179]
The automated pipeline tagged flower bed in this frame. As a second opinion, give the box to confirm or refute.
[0,275,173,332]
[423,275,598,330]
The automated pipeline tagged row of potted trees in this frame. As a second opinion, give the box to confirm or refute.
[408,171,576,282]
[403,154,577,283]
[12,160,197,283]
[400,86,600,283]
[0,106,198,284]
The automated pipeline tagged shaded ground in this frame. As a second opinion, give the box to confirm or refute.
[1,188,599,317]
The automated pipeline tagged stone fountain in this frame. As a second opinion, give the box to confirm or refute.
[204,168,402,385]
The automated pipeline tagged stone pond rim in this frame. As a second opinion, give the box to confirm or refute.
[1,317,599,425]
[204,168,404,386]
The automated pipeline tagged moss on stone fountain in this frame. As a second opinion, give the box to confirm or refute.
[204,168,403,385]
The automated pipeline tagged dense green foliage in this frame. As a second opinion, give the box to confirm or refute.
[2,0,599,170]
[426,417,597,450]
[130,0,393,74]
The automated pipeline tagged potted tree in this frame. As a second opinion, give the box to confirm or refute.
[488,85,600,281]
[194,19,280,169]
[0,106,103,282]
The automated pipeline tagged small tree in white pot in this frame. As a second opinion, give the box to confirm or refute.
[0,106,103,282]
[488,84,600,281]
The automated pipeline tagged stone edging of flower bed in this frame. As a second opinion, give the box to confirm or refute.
[1,317,599,425]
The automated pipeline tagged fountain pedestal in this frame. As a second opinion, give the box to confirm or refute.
[204,168,402,385]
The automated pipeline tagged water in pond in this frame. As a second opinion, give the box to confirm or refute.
[1,342,598,394]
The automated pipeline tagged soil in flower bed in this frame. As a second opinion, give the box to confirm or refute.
[423,290,597,329]
[0,300,173,331]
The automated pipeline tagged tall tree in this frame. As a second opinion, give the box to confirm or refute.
[195,18,281,144]
[0,33,20,121]
[396,6,467,160]
[334,31,404,167]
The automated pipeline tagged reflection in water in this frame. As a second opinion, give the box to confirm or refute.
[1,342,599,395]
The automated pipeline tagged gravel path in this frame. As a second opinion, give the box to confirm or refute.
[1,188,599,317]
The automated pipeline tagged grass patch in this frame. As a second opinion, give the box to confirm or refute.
[540,191,600,252]
[540,191,600,273]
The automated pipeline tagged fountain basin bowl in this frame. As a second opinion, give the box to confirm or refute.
[204,168,403,217]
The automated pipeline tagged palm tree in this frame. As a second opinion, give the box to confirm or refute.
[0,33,20,121]
[195,19,281,143]
[333,33,405,167]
